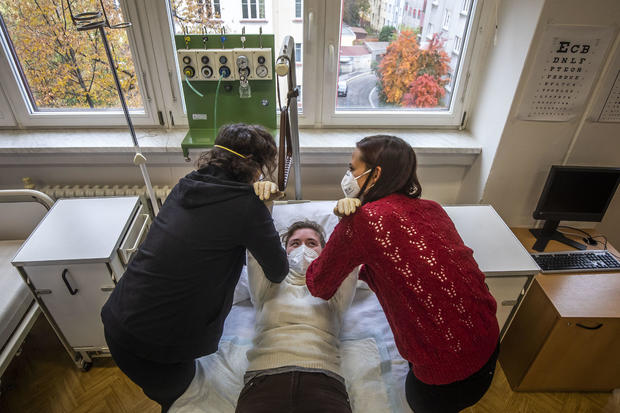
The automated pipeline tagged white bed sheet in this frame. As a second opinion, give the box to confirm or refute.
[171,201,413,412]
[171,289,412,413]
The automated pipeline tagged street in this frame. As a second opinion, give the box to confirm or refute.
[336,71,380,109]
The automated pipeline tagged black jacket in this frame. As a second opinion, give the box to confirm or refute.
[101,165,288,363]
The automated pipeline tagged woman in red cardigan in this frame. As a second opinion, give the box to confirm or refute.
[306,135,500,413]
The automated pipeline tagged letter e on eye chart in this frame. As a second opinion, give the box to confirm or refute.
[517,25,614,122]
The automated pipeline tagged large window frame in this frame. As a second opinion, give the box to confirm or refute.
[0,0,490,130]
[319,0,488,127]
[0,0,162,128]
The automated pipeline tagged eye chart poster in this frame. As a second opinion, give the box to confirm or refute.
[517,25,614,122]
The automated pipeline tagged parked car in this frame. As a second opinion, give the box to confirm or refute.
[338,80,348,97]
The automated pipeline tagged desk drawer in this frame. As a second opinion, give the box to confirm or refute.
[118,204,151,266]
[519,318,620,391]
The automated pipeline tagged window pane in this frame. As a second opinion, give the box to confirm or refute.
[251,0,257,19]
[241,0,249,19]
[0,0,143,111]
[337,0,475,112]
[295,0,302,19]
[214,0,221,18]
[169,0,304,113]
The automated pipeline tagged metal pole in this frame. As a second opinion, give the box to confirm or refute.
[98,26,159,215]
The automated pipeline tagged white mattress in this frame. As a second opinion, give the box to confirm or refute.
[171,287,413,412]
[0,240,34,351]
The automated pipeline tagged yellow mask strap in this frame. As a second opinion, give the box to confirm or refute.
[214,145,247,159]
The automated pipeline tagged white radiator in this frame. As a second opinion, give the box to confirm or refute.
[38,185,172,208]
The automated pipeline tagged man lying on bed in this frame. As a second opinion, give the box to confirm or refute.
[235,220,357,413]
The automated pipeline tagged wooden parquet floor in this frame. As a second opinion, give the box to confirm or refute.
[1,317,619,413]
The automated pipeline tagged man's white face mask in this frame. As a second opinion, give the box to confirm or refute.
[287,245,319,275]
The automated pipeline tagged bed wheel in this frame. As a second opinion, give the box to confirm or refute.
[79,360,93,372]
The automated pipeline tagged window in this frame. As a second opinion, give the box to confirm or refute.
[0,0,484,129]
[427,23,434,39]
[453,35,462,55]
[0,0,157,127]
[461,0,471,14]
[442,9,451,30]
[295,43,302,62]
[242,0,265,19]
[214,0,221,18]
[295,0,303,19]
[327,0,481,126]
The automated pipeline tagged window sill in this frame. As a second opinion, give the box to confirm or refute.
[239,19,268,23]
[0,128,481,167]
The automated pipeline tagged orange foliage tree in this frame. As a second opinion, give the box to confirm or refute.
[402,74,445,107]
[0,0,142,109]
[378,32,450,107]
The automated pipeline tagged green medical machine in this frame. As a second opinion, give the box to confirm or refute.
[175,32,277,158]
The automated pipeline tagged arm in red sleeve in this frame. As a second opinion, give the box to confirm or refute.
[306,213,366,300]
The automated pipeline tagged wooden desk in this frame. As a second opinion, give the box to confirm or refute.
[500,228,620,391]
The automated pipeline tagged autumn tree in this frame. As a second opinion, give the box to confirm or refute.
[343,0,370,28]
[378,31,450,107]
[170,0,224,34]
[0,0,141,109]
[402,74,445,107]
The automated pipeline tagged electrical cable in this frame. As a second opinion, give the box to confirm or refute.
[557,226,620,259]
[214,75,223,132]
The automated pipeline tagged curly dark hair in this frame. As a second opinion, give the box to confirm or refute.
[196,123,278,183]
[281,220,327,248]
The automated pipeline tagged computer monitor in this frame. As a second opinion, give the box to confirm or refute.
[530,165,620,252]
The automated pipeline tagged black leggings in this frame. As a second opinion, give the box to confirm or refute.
[104,329,196,413]
[405,343,499,413]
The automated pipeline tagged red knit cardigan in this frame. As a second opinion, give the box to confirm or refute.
[306,194,499,385]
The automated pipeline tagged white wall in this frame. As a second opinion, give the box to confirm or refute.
[457,0,545,204]
[473,0,620,247]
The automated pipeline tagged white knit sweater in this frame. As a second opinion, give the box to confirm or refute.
[245,253,357,377]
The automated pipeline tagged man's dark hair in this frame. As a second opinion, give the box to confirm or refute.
[196,123,278,183]
[282,220,327,248]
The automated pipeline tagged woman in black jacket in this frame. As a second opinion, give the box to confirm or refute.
[101,123,289,412]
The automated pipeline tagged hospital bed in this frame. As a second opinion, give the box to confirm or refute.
[0,190,54,379]
[171,200,416,413]
[169,199,539,413]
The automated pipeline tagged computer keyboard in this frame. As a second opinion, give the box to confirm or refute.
[531,250,620,273]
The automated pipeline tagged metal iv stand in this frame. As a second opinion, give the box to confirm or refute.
[66,0,160,215]
[275,36,302,200]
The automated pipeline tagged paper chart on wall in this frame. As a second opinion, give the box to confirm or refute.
[598,70,620,122]
[517,25,614,122]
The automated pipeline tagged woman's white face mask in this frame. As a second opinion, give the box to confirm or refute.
[341,169,372,198]
[287,245,319,275]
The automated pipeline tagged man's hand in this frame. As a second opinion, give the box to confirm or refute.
[253,181,283,201]
[334,198,361,217]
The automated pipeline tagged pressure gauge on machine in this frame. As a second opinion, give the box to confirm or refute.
[256,64,268,78]
[236,55,251,78]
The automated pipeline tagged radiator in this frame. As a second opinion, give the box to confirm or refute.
[38,185,172,209]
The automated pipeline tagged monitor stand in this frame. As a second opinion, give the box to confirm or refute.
[530,220,587,252]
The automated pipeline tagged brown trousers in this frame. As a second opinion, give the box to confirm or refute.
[235,371,353,413]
